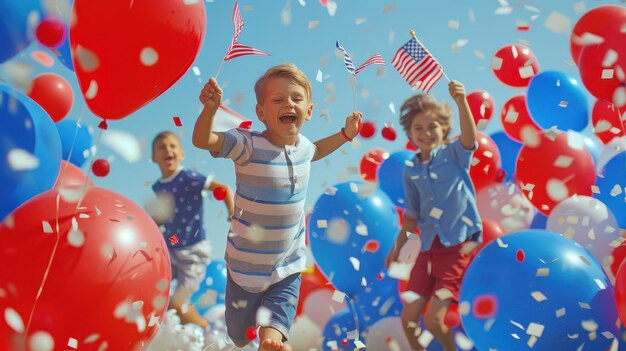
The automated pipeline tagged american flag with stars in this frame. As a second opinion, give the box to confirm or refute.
[391,38,443,92]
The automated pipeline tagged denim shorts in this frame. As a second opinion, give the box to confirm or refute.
[225,272,301,345]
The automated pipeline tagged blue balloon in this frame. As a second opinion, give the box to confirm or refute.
[490,131,522,182]
[56,119,92,167]
[352,272,403,330]
[55,32,75,71]
[190,259,227,315]
[0,1,44,63]
[322,308,359,351]
[0,84,62,221]
[309,181,399,296]
[530,212,547,229]
[527,71,589,132]
[460,230,618,350]
[594,151,626,228]
[377,150,414,208]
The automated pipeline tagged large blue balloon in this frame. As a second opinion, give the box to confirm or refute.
[56,119,92,167]
[0,84,62,221]
[189,259,227,316]
[309,181,399,296]
[527,71,589,132]
[594,151,626,228]
[460,230,618,350]
[377,150,414,208]
[0,1,44,63]
[490,131,522,182]
[352,272,403,330]
[322,308,359,351]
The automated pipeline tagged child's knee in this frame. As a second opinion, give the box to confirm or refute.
[423,315,444,333]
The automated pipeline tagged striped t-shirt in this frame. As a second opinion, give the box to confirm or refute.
[213,128,315,293]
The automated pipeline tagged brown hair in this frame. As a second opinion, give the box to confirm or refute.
[151,131,180,154]
[399,94,453,140]
[254,63,312,104]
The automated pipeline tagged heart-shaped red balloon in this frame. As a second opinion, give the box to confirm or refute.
[70,0,205,120]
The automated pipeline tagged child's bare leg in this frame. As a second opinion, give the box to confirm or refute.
[423,297,455,351]
[401,298,428,351]
[170,287,209,329]
[257,326,292,351]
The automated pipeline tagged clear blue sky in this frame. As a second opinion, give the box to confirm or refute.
[2,0,623,257]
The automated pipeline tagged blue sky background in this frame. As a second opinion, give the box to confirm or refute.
[2,0,624,257]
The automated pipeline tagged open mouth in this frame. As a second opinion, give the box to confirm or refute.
[279,115,297,124]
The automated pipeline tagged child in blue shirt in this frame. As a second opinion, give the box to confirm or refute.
[386,81,482,351]
[151,131,234,329]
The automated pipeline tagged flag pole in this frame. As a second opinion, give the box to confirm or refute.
[409,29,451,82]
[352,83,357,112]
[214,58,225,80]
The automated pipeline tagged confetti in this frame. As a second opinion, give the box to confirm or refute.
[256,306,272,325]
[527,322,545,337]
[316,69,323,82]
[308,20,320,29]
[139,47,158,66]
[332,290,346,303]
[8,149,39,171]
[543,11,571,34]
[448,20,460,29]
[531,291,547,302]
[173,116,182,127]
[349,256,360,271]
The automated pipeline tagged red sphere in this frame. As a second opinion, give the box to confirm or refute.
[591,100,626,144]
[491,44,540,88]
[92,158,110,177]
[359,148,389,182]
[360,121,376,138]
[468,132,502,192]
[213,186,227,201]
[466,90,496,127]
[27,73,74,122]
[245,326,257,340]
[35,17,66,49]
[499,94,540,143]
[381,125,397,141]
[570,5,626,65]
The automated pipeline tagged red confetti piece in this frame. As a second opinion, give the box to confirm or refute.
[173,116,182,127]
[213,186,227,201]
[239,120,252,129]
[360,121,376,138]
[30,51,54,67]
[473,294,497,318]
[341,338,349,346]
[381,125,397,141]
[245,326,257,340]
[364,239,380,253]
[516,249,525,262]
[517,25,530,31]
[169,233,180,246]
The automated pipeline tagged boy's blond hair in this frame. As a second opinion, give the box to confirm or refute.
[399,94,453,140]
[151,131,181,154]
[254,63,312,104]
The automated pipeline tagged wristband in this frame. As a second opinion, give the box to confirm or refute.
[341,127,353,142]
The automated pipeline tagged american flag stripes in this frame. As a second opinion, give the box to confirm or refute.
[223,1,270,61]
[391,38,443,92]
[336,41,385,75]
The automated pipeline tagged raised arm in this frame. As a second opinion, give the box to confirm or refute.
[207,180,235,222]
[448,80,477,150]
[312,111,362,161]
[192,78,225,153]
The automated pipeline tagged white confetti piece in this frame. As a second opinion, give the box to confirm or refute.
[316,69,323,82]
[531,291,547,302]
[42,221,53,234]
[298,0,305,6]
[546,178,568,201]
[558,100,568,108]
[573,2,586,14]
[388,262,412,281]
[527,322,545,337]
[256,306,272,325]
[400,291,421,304]
[556,307,566,317]
[308,20,320,29]
[544,11,571,34]
[610,184,622,197]
[354,339,366,349]
[326,0,337,16]
[85,80,98,99]
[602,49,618,67]
[355,223,368,236]
[429,207,443,219]
[434,288,454,301]
[317,219,328,229]
[536,268,549,277]
[474,50,485,59]
[491,56,503,70]
[355,18,366,25]
[139,47,158,66]
[494,6,513,15]
[280,0,292,26]
[553,156,573,168]
[519,65,535,79]
[389,101,395,114]
[349,256,360,271]
[67,337,78,349]
[582,319,598,332]
[75,45,100,72]
[613,87,626,107]
[418,329,434,347]
[332,290,345,303]
[29,331,54,351]
[455,331,474,350]
[5,308,24,332]
[448,19,460,29]
[8,148,39,171]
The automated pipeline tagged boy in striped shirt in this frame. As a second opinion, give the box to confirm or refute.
[192,63,361,351]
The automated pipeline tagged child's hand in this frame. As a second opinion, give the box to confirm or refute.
[343,111,363,140]
[199,77,222,113]
[448,80,466,104]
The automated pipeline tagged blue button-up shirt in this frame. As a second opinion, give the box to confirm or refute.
[403,139,483,252]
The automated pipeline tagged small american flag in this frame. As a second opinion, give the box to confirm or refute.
[223,1,270,61]
[336,41,356,74]
[391,38,443,92]
[355,54,385,74]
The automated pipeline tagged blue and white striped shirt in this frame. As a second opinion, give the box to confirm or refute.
[213,128,315,292]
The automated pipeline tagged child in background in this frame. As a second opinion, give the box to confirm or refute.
[192,63,362,351]
[385,81,482,351]
[151,131,234,329]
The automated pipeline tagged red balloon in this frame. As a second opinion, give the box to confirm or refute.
[35,17,66,49]
[381,125,397,141]
[360,121,376,138]
[55,160,94,188]
[359,148,389,182]
[213,186,227,201]
[491,44,540,88]
[615,263,626,325]
[27,73,74,122]
[515,131,595,215]
[499,94,541,142]
[570,5,626,65]
[591,100,626,144]
[0,187,170,351]
[612,241,626,279]
[92,158,110,177]
[466,90,496,127]
[578,31,626,102]
[70,0,205,120]
[296,273,331,316]
[468,132,502,192]
[474,220,505,256]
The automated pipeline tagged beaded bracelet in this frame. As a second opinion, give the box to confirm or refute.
[340,127,353,142]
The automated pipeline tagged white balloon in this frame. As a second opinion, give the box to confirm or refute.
[476,182,535,232]
[289,315,322,350]
[547,195,620,261]
[365,316,412,350]
[302,288,348,328]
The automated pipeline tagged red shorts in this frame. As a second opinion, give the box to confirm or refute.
[406,236,472,302]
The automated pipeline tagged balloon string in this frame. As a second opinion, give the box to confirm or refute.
[25,193,63,336]
[75,125,105,211]
[214,60,225,81]
[347,295,362,344]
[57,106,87,187]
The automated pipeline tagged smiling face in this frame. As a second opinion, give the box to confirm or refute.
[409,112,447,159]
[256,76,313,146]
[151,133,184,178]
